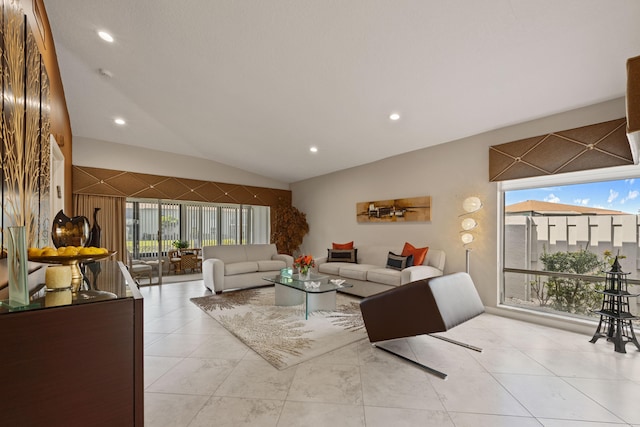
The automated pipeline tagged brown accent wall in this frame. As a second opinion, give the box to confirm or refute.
[489,118,633,182]
[73,166,292,232]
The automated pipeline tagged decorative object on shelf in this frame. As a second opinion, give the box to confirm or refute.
[356,196,431,223]
[87,208,102,248]
[29,251,116,293]
[460,196,482,274]
[590,256,640,353]
[7,226,29,307]
[294,254,315,280]
[83,208,102,289]
[44,265,73,308]
[51,210,91,248]
[45,265,72,289]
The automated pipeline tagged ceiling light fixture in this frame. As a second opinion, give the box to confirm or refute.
[310,146,318,153]
[114,118,126,125]
[98,31,114,43]
[389,113,400,121]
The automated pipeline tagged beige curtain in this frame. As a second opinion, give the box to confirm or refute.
[73,194,126,262]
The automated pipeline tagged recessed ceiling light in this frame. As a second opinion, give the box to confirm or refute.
[389,113,400,121]
[98,31,114,43]
[310,146,318,153]
[114,118,126,125]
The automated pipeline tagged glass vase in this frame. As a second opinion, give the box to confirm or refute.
[299,268,311,281]
[8,225,29,307]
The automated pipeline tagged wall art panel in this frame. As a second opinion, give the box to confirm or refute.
[1,0,51,252]
[356,196,431,223]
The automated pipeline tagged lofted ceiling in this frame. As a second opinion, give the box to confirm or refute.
[44,0,640,184]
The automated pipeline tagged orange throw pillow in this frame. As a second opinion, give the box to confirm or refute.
[332,241,354,250]
[401,242,428,266]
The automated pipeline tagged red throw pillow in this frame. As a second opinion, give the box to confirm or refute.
[332,241,354,250]
[401,242,428,266]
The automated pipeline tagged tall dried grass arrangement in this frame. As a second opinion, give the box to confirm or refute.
[1,1,47,246]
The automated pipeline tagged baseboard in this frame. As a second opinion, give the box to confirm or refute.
[485,305,597,335]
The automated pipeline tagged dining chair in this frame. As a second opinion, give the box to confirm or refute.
[169,250,182,274]
[180,253,200,273]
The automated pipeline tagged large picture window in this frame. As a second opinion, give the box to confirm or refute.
[501,171,640,323]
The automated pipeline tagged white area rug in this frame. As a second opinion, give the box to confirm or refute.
[191,287,367,369]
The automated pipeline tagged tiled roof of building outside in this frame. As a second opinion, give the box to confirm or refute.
[505,200,627,216]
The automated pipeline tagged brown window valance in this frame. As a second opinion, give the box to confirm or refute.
[489,118,632,182]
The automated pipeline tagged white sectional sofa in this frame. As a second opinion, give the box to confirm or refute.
[316,245,445,297]
[202,244,293,294]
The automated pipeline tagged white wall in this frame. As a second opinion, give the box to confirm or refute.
[291,97,627,309]
[73,137,290,190]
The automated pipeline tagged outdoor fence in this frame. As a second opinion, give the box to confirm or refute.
[504,214,640,320]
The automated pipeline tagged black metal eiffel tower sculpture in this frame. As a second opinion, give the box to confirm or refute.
[590,256,640,353]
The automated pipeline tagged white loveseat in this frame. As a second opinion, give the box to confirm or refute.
[202,244,294,294]
[316,245,445,297]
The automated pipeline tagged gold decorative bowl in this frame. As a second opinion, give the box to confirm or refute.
[28,251,117,292]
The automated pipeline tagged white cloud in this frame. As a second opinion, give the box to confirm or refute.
[621,190,639,204]
[608,189,619,203]
[626,178,635,185]
[573,198,589,206]
[545,193,560,203]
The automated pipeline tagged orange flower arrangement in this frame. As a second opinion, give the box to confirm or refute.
[294,254,315,275]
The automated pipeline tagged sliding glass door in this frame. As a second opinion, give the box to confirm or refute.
[126,198,270,284]
[126,200,165,284]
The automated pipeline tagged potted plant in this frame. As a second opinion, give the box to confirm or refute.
[172,240,190,251]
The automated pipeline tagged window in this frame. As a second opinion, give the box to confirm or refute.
[500,168,640,323]
[126,199,270,259]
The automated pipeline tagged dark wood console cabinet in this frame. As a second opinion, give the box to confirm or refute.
[0,261,143,426]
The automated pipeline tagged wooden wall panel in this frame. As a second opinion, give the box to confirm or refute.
[72,166,292,208]
[489,118,633,182]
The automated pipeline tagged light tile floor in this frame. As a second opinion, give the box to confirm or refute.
[141,281,640,427]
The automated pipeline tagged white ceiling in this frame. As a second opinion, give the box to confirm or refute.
[44,0,640,184]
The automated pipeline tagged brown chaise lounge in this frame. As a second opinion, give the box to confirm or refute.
[359,272,485,379]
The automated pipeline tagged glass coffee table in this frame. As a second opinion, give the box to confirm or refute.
[263,272,352,319]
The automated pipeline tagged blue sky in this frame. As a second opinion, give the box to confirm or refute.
[505,178,640,214]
